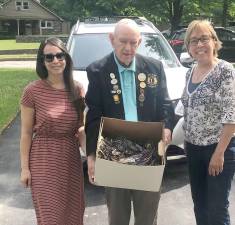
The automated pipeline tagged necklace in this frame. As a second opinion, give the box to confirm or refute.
[192,60,218,83]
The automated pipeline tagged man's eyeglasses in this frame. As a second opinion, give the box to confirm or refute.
[189,35,213,46]
[43,52,66,63]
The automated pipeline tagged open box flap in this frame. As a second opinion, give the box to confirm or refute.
[100,117,164,143]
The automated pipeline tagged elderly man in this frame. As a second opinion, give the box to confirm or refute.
[85,18,174,225]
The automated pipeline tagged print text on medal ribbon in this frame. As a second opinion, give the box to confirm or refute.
[147,74,158,88]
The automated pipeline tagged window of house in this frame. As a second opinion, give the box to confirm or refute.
[41,21,54,29]
[23,2,29,9]
[15,1,22,10]
[15,1,29,10]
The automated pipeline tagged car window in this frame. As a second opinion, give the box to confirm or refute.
[139,33,179,68]
[172,31,185,41]
[216,29,235,41]
[70,33,112,70]
[70,33,180,70]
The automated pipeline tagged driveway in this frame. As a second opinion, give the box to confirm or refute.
[0,61,36,69]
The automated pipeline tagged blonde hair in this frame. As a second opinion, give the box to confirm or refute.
[184,20,222,57]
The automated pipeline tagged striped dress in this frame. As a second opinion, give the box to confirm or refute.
[21,80,84,225]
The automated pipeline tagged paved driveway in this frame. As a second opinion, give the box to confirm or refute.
[0,61,36,69]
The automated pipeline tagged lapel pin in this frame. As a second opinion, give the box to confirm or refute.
[111,78,118,85]
[147,74,158,88]
[113,85,119,91]
[110,73,116,79]
[138,73,147,82]
[140,82,146,89]
[113,94,120,103]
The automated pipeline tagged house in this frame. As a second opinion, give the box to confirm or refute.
[0,0,70,37]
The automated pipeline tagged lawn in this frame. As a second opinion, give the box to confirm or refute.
[0,39,40,50]
[0,54,36,59]
[0,68,36,133]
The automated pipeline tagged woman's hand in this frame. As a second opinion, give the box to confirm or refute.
[208,124,235,176]
[20,169,31,188]
[208,150,224,176]
[76,126,86,153]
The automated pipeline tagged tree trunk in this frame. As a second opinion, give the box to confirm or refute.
[222,0,228,27]
[168,0,183,34]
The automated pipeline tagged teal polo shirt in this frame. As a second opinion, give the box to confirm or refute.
[114,54,138,122]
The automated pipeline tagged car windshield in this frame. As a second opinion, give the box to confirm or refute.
[69,33,180,70]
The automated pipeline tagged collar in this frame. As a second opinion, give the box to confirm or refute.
[113,53,136,73]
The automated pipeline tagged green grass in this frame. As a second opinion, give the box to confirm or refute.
[0,68,36,133]
[0,40,39,50]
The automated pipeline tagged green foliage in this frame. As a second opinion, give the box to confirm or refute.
[37,0,235,33]
[0,69,36,133]
[0,40,39,50]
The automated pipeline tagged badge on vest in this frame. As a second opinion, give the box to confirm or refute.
[147,74,158,88]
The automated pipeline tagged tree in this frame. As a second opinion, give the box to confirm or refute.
[134,0,192,32]
[221,0,234,27]
[168,0,184,33]
[39,0,235,33]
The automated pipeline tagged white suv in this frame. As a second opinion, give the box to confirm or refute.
[67,17,187,157]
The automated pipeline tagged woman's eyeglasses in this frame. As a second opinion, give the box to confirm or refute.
[43,52,66,63]
[189,35,213,46]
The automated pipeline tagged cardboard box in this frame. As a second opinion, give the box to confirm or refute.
[94,117,165,192]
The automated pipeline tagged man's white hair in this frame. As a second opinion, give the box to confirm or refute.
[114,18,140,36]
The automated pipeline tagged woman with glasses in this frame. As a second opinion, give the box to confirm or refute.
[181,20,235,225]
[20,37,85,225]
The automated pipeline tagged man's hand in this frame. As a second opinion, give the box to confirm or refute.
[87,154,96,184]
[163,128,172,145]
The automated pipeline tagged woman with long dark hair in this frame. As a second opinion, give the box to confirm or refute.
[20,37,85,225]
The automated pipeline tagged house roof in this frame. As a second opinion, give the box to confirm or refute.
[0,0,64,21]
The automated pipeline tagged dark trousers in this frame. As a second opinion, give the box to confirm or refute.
[185,139,235,225]
[105,187,160,225]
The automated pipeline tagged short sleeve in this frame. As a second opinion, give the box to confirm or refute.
[221,64,235,124]
[74,81,85,98]
[21,83,35,108]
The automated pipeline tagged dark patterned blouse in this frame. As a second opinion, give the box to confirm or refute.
[181,60,235,146]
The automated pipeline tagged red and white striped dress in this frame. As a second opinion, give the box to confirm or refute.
[21,80,85,225]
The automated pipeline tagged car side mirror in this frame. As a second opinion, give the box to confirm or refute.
[180,52,194,68]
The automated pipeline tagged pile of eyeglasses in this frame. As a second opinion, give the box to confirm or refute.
[97,136,162,166]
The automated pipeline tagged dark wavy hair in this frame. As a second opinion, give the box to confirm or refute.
[36,37,85,123]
